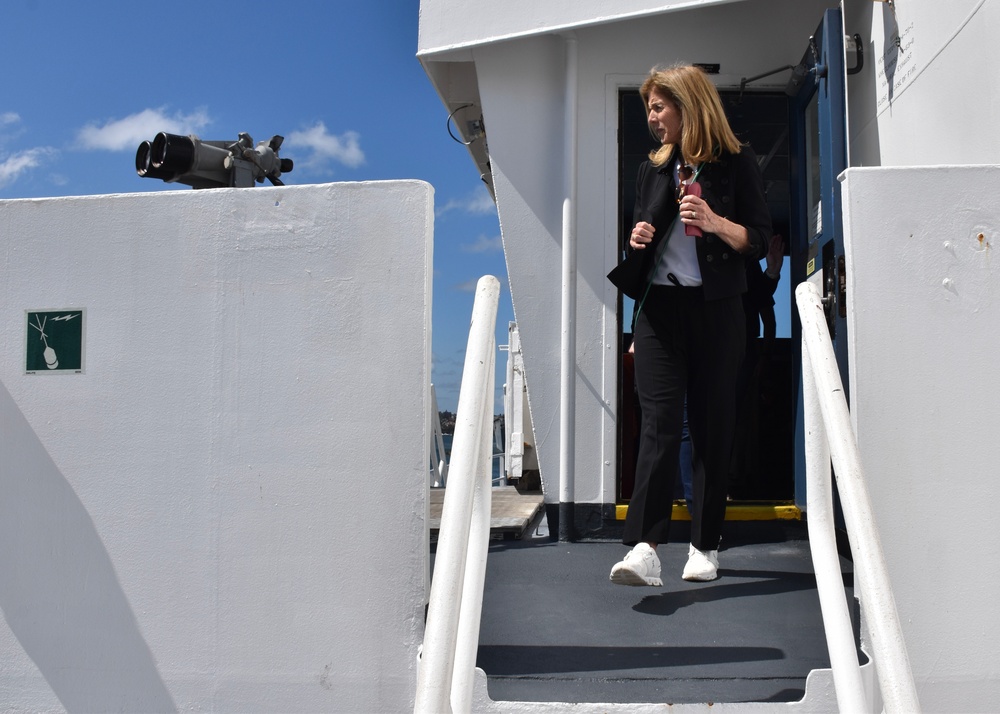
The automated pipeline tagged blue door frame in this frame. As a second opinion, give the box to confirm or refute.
[788,8,849,509]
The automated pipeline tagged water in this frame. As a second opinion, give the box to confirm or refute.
[440,433,503,485]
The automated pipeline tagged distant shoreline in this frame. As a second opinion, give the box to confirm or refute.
[438,411,503,438]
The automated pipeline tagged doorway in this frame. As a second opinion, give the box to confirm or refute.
[616,86,796,507]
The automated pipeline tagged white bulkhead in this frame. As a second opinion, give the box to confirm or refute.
[0,182,434,711]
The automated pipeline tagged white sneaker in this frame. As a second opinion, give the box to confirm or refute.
[682,544,719,581]
[610,543,662,586]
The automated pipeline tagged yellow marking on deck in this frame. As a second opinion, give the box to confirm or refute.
[615,502,802,521]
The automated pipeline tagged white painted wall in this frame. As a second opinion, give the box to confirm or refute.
[846,0,1000,167]
[474,35,569,510]
[0,182,433,712]
[842,166,1000,710]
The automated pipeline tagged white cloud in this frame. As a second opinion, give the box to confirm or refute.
[285,122,364,170]
[0,114,54,188]
[436,186,496,217]
[0,147,56,188]
[0,113,26,150]
[76,107,211,151]
[460,233,503,254]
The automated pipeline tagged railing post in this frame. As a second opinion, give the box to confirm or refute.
[795,281,920,713]
[451,345,495,712]
[558,33,578,542]
[415,276,500,714]
[801,300,870,712]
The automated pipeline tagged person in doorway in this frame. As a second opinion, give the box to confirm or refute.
[743,234,784,370]
[729,234,784,498]
[609,65,771,585]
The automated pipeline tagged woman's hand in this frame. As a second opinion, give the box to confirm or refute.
[678,194,719,234]
[630,221,655,250]
[678,193,751,253]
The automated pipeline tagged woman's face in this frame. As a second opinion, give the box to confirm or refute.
[647,88,682,145]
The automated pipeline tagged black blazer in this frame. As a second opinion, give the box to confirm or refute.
[630,144,772,301]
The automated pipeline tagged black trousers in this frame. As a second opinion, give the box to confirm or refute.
[623,286,745,551]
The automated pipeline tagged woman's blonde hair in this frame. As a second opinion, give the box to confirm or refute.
[640,64,742,166]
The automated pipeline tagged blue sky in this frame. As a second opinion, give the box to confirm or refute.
[0,0,510,413]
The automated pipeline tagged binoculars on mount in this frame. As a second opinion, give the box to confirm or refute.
[136,132,293,189]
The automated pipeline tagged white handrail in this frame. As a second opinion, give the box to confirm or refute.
[415,276,499,714]
[796,281,920,713]
[451,350,495,712]
[801,316,869,712]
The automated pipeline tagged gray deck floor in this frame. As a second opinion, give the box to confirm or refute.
[470,514,856,705]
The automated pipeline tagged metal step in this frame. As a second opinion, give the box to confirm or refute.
[471,517,861,707]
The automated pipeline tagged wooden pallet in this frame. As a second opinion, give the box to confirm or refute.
[429,486,543,539]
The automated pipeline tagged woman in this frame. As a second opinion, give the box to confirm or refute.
[609,65,771,585]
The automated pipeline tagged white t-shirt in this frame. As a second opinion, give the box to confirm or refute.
[652,162,702,287]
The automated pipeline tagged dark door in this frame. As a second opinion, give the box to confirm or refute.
[616,85,796,506]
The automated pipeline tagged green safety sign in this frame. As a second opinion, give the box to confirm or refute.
[25,309,85,374]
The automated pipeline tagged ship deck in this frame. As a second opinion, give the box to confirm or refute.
[451,505,857,706]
